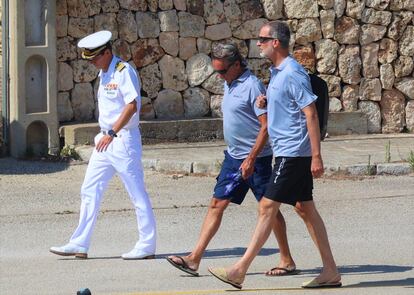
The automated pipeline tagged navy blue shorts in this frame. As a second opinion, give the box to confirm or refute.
[213,151,273,205]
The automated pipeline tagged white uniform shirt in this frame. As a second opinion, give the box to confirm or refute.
[97,56,141,131]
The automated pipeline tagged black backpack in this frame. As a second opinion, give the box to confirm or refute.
[309,74,329,141]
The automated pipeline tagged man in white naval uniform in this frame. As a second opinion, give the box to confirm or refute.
[50,31,156,260]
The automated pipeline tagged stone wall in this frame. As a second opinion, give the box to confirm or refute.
[56,0,414,133]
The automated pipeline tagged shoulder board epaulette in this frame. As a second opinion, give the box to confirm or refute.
[116,61,126,72]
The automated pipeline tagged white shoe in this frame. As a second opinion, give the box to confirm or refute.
[50,243,88,259]
[121,248,155,260]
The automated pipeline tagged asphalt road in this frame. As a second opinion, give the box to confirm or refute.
[0,158,413,294]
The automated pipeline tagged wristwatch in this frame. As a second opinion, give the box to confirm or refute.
[108,129,117,138]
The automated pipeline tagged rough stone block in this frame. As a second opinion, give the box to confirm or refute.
[377,163,412,175]
[327,112,368,135]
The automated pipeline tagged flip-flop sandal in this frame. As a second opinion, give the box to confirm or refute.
[208,267,243,289]
[265,267,300,276]
[166,256,199,277]
[302,278,342,289]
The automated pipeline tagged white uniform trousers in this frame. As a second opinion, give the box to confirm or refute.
[69,129,156,253]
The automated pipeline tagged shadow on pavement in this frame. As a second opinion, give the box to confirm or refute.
[157,247,278,260]
[247,264,413,277]
[0,157,69,175]
[56,247,277,261]
[58,256,121,260]
[345,278,414,288]
[279,264,413,276]
[338,264,414,275]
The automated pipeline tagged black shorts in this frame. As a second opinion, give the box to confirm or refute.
[264,157,313,206]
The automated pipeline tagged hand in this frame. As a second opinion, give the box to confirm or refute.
[96,135,113,152]
[256,94,267,109]
[311,155,324,178]
[240,157,255,180]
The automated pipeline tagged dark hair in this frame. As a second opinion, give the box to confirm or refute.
[211,43,247,67]
[104,42,112,52]
[266,21,290,49]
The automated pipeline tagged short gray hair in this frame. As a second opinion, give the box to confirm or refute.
[266,21,290,49]
[211,43,247,67]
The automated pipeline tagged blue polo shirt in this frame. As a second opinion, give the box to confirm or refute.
[266,56,317,157]
[222,69,272,159]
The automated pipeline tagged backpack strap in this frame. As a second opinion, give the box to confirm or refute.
[308,73,329,141]
[306,68,316,75]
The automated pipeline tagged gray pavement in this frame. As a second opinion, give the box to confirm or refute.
[0,157,414,294]
[76,134,414,176]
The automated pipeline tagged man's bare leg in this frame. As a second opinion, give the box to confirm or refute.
[266,210,297,275]
[168,197,230,271]
[213,197,281,284]
[295,201,340,282]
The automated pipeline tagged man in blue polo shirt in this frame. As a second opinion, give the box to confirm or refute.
[209,22,341,289]
[166,43,298,278]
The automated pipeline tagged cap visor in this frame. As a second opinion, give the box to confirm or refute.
[81,52,96,60]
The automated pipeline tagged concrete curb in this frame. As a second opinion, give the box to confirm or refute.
[376,163,412,175]
[74,145,413,176]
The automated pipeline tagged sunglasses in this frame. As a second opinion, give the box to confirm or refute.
[214,63,235,75]
[258,36,275,44]
[91,49,106,61]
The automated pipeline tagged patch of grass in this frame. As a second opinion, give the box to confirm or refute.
[408,150,414,172]
[367,154,375,175]
[60,145,81,161]
[385,140,391,163]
